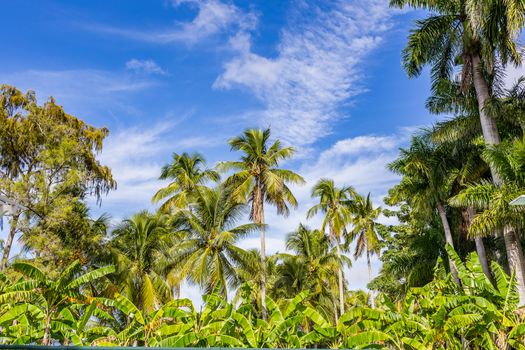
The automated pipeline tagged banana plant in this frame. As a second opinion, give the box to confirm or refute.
[0,260,114,345]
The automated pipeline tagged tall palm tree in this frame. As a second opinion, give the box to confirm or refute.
[109,211,175,313]
[219,128,304,319]
[348,193,382,281]
[276,224,345,323]
[450,135,525,299]
[393,0,525,302]
[152,152,219,213]
[388,135,461,284]
[307,178,356,316]
[171,186,258,298]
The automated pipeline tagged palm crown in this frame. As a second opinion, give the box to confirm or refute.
[152,152,219,213]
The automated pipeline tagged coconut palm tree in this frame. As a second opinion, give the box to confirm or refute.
[450,136,525,290]
[152,152,219,213]
[171,186,259,298]
[108,211,175,313]
[348,193,382,281]
[219,128,304,319]
[388,135,461,284]
[276,224,345,323]
[307,178,356,316]
[393,0,525,302]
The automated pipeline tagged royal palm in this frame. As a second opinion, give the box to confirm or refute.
[219,128,304,319]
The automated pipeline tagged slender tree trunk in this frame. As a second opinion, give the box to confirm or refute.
[335,238,345,316]
[252,179,267,320]
[367,250,372,282]
[42,312,52,345]
[333,298,338,324]
[467,208,492,281]
[437,203,460,284]
[367,250,375,308]
[172,284,180,300]
[504,225,525,303]
[260,222,267,320]
[472,53,525,304]
[1,214,19,271]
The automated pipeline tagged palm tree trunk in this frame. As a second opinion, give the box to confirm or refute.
[367,250,372,281]
[260,222,267,320]
[436,203,460,284]
[1,214,19,271]
[253,179,267,320]
[367,250,375,308]
[504,225,525,303]
[333,298,338,324]
[335,238,345,316]
[467,208,492,281]
[472,53,525,303]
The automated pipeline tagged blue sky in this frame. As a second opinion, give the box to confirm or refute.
[1,0,444,301]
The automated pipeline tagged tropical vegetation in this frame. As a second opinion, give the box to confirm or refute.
[3,0,525,348]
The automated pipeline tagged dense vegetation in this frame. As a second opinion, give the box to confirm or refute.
[2,0,525,348]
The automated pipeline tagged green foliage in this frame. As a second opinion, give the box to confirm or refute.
[0,249,523,348]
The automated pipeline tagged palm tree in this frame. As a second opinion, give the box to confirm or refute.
[450,135,525,298]
[219,128,304,319]
[388,135,461,283]
[307,178,356,316]
[276,224,345,323]
[393,0,525,302]
[108,211,175,313]
[171,186,258,298]
[348,193,382,281]
[152,152,219,213]
[0,260,114,345]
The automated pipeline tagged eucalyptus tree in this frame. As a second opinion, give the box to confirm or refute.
[171,186,258,298]
[348,193,383,281]
[108,211,175,313]
[307,178,356,316]
[219,128,304,318]
[0,260,114,345]
[152,152,219,213]
[388,135,461,283]
[393,0,525,302]
[0,85,115,271]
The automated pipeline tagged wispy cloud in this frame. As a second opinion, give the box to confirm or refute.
[84,0,257,45]
[126,59,167,75]
[261,129,409,289]
[96,121,224,216]
[1,69,159,118]
[214,0,394,147]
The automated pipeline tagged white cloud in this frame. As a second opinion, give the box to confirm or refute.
[1,69,158,118]
[96,122,224,216]
[126,59,166,75]
[260,129,409,289]
[85,0,256,45]
[214,0,394,146]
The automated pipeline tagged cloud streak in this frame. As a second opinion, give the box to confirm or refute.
[0,68,160,119]
[214,0,394,147]
[126,59,167,75]
[84,0,257,45]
